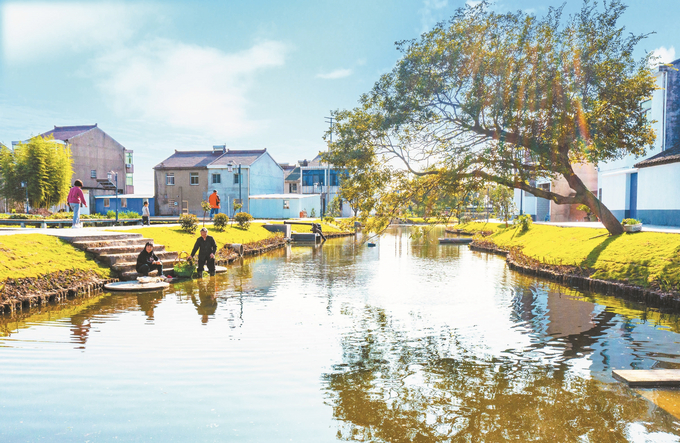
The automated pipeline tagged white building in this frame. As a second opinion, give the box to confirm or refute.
[598,58,680,225]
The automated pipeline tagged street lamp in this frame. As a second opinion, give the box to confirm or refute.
[20,181,28,213]
[238,163,242,213]
[108,171,119,224]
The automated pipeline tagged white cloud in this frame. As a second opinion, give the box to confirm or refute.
[419,0,448,33]
[92,39,288,138]
[1,2,154,64]
[651,46,676,66]
[316,68,352,80]
[465,0,481,7]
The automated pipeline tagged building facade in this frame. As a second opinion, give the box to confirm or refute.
[598,58,680,225]
[36,124,133,213]
[154,146,283,216]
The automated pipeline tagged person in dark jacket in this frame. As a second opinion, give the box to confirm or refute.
[136,242,163,276]
[191,227,217,276]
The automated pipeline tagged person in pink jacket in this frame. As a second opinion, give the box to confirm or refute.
[67,179,87,228]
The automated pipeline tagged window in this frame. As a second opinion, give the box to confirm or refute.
[233,173,240,184]
[290,183,297,192]
[166,173,175,185]
[104,198,110,208]
[91,170,97,179]
[190,173,199,185]
[121,198,127,208]
[283,200,290,209]
[125,151,133,164]
[126,173,133,186]
[641,99,652,119]
[302,170,326,186]
[212,173,221,184]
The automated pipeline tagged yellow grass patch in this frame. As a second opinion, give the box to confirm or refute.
[0,234,113,281]
[458,222,680,290]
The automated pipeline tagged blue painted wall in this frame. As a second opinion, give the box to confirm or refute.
[95,197,155,216]
[208,153,283,217]
[250,153,284,195]
[249,196,321,219]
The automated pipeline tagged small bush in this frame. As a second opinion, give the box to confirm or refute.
[621,218,641,226]
[234,212,253,230]
[106,210,116,219]
[310,208,316,218]
[213,213,229,231]
[513,214,533,232]
[120,211,140,219]
[179,213,199,233]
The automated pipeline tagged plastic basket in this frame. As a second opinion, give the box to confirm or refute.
[173,251,196,278]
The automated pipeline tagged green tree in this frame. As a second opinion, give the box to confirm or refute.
[327,1,656,236]
[0,136,73,210]
[488,184,516,226]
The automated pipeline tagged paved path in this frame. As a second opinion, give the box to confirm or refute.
[534,221,680,234]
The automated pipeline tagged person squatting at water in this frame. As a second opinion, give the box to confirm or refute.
[136,242,163,276]
[191,227,217,276]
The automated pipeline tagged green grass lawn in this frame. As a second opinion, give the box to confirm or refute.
[115,223,277,254]
[0,234,113,281]
[458,221,680,290]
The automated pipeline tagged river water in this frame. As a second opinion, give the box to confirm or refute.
[1,226,680,442]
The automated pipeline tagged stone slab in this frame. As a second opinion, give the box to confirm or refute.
[104,280,170,292]
[439,237,473,244]
[612,369,680,387]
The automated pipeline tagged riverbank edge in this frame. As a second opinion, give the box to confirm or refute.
[469,242,680,312]
[1,275,121,316]
[1,232,355,316]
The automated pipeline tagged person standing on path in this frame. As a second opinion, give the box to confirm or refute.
[191,227,217,276]
[208,190,220,220]
[67,179,87,228]
[142,201,150,226]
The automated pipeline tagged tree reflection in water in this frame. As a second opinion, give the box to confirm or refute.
[323,306,679,442]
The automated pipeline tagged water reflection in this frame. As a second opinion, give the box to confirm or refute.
[323,305,678,442]
[1,226,680,442]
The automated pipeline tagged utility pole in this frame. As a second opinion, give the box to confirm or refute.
[324,113,334,217]
[238,163,242,213]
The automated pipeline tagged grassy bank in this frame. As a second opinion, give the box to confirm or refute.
[114,223,278,254]
[0,234,113,281]
[458,221,680,291]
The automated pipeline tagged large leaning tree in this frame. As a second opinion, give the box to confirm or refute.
[0,136,73,210]
[325,0,656,235]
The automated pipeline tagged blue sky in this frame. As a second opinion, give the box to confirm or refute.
[1,0,678,194]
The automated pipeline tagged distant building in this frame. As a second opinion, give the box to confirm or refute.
[249,194,321,219]
[34,124,133,213]
[154,146,284,216]
[94,195,155,216]
[598,58,680,225]
[515,163,599,222]
[286,154,352,217]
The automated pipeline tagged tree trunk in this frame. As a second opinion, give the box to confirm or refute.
[562,171,623,236]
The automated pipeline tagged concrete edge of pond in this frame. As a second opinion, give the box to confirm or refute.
[1,277,120,316]
[613,369,680,387]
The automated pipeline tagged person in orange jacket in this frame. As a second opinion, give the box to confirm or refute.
[208,190,220,220]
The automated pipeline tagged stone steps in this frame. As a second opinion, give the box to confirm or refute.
[101,250,177,266]
[89,244,167,255]
[72,237,155,251]
[62,233,178,281]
